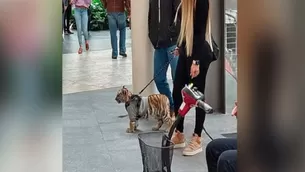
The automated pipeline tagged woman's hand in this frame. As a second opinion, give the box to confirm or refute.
[190,63,200,79]
[173,47,179,56]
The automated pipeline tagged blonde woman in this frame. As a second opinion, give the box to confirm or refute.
[171,0,213,156]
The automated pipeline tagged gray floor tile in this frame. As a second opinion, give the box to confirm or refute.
[63,88,237,172]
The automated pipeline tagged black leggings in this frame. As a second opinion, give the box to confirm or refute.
[173,54,210,137]
[64,4,72,31]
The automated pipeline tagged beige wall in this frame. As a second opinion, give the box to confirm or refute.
[130,0,155,96]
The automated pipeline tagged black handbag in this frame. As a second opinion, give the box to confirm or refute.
[211,36,220,61]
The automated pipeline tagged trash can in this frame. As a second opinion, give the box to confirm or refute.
[138,131,174,172]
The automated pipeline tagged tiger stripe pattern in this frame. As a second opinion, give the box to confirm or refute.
[147,94,174,132]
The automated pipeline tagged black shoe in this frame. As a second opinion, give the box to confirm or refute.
[112,56,117,59]
[119,53,127,58]
[67,30,74,34]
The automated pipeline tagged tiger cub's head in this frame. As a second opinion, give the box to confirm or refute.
[115,86,133,103]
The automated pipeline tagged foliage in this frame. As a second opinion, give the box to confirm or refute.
[70,0,108,30]
[89,0,109,30]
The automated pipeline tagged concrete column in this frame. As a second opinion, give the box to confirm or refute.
[130,0,155,96]
[205,0,226,113]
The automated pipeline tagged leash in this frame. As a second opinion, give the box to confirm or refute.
[127,50,215,141]
[118,51,177,119]
[138,51,177,95]
[203,126,214,140]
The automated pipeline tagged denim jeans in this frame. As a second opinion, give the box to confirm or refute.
[154,45,178,110]
[107,12,126,57]
[74,7,89,46]
[206,138,237,172]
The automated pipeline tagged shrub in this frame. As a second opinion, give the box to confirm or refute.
[89,0,109,30]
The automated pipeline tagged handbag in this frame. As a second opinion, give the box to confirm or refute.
[205,5,220,61]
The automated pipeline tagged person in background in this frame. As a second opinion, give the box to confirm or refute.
[205,106,237,172]
[63,0,68,40]
[64,1,74,34]
[148,0,180,119]
[70,0,91,54]
[171,0,214,156]
[100,0,130,59]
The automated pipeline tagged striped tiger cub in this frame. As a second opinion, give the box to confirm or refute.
[115,86,175,133]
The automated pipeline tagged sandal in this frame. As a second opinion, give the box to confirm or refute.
[78,47,83,54]
[85,43,89,51]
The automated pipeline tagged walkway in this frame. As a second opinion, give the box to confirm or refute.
[63,30,237,172]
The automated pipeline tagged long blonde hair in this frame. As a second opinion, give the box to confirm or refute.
[177,0,196,57]
[176,0,211,57]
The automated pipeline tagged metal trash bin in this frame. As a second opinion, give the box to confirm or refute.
[138,131,174,172]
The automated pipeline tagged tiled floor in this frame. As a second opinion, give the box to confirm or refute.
[63,30,237,172]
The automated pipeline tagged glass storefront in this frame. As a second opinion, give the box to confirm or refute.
[225,0,237,113]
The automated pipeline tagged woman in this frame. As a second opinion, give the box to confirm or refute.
[171,0,213,156]
[70,0,91,54]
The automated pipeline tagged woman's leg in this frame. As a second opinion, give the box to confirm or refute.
[74,8,83,53]
[171,53,188,148]
[182,59,210,156]
[173,54,188,132]
[81,9,89,50]
[193,63,210,136]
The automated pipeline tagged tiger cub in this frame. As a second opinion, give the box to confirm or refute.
[115,86,174,133]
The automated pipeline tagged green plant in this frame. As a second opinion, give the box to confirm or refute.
[89,2,108,30]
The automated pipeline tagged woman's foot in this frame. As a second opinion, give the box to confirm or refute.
[171,130,186,148]
[85,41,89,51]
[78,47,83,54]
[182,134,202,156]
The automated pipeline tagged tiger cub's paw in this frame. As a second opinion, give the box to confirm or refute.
[152,127,160,131]
[126,128,135,133]
[127,121,137,133]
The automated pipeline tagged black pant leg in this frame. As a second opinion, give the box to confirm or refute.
[173,55,188,133]
[64,4,72,31]
[217,150,237,172]
[192,61,210,136]
[206,138,237,172]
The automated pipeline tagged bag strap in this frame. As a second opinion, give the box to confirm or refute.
[205,0,213,52]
